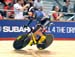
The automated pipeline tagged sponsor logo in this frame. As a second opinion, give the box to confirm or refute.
[2,26,32,32]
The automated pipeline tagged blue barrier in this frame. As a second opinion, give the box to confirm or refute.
[0,20,75,38]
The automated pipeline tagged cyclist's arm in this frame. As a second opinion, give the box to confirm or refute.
[27,19,33,26]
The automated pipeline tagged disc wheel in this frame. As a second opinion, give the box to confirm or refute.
[13,34,31,50]
[37,34,54,50]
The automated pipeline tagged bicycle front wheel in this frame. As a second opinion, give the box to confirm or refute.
[13,34,31,50]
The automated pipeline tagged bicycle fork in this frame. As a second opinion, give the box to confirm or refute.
[28,33,37,46]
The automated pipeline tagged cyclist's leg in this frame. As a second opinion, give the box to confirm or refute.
[34,28,46,44]
[35,18,50,44]
[32,24,41,33]
[32,18,50,44]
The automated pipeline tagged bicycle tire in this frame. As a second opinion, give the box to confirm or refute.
[13,34,31,50]
[37,34,54,50]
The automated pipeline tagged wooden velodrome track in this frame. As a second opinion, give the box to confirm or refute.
[0,40,75,57]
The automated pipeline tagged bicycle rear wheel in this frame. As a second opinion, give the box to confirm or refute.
[37,34,54,50]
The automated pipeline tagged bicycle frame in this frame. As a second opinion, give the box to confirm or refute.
[28,33,37,46]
